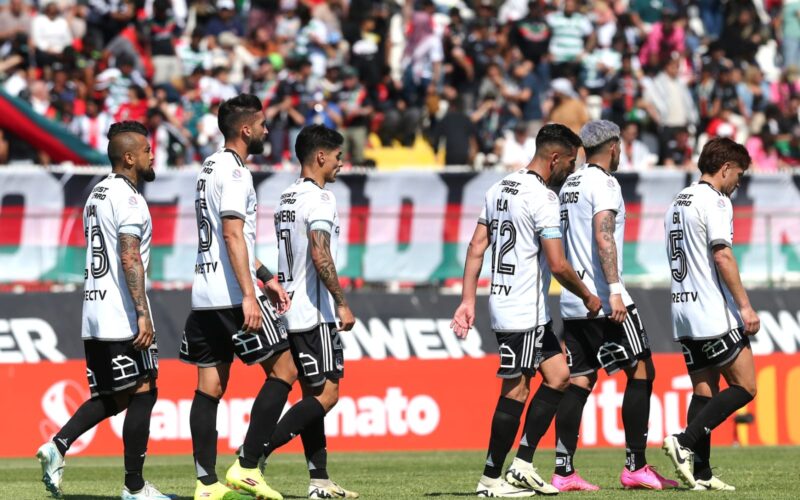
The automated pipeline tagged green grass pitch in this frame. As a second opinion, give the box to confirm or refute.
[2,447,798,499]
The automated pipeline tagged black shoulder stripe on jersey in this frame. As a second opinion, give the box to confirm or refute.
[302,177,323,189]
[224,148,245,168]
[111,173,138,194]
[699,180,723,197]
[526,170,546,186]
[587,164,611,176]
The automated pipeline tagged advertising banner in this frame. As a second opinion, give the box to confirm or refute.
[1,288,800,457]
[1,170,799,284]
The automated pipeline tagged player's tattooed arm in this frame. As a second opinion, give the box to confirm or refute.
[119,233,150,318]
[594,210,620,284]
[310,229,347,307]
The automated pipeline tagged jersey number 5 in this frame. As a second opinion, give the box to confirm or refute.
[668,229,687,282]
[195,179,212,253]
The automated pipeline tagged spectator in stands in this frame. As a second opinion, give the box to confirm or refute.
[618,121,653,172]
[604,51,642,124]
[205,0,245,37]
[782,0,800,69]
[196,99,223,158]
[0,0,32,50]
[401,9,443,109]
[198,66,237,106]
[644,55,698,158]
[431,95,477,166]
[545,77,588,134]
[511,58,544,132]
[720,2,766,65]
[500,122,536,170]
[746,131,780,172]
[337,66,373,165]
[638,10,684,69]
[546,0,594,78]
[661,126,694,169]
[305,90,343,129]
[96,53,149,115]
[86,0,135,46]
[508,1,551,81]
[710,65,748,142]
[32,3,74,75]
[376,68,418,147]
[146,0,182,86]
[176,28,210,77]
[114,85,147,123]
[70,98,112,153]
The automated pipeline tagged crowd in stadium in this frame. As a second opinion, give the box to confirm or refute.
[0,0,799,170]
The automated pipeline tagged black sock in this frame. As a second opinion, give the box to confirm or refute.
[239,378,292,469]
[516,385,564,463]
[554,385,590,477]
[53,396,119,456]
[263,396,326,459]
[687,394,713,480]
[677,385,753,450]
[301,416,328,480]
[482,397,524,479]
[123,389,157,492]
[191,390,220,486]
[623,379,652,471]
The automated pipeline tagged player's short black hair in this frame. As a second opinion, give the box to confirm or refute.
[107,121,148,165]
[217,93,263,140]
[295,124,344,166]
[535,123,582,154]
[697,137,751,175]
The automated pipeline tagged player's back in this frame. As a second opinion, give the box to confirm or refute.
[81,173,152,340]
[665,182,742,340]
[482,169,560,332]
[558,164,631,318]
[192,149,259,309]
[275,178,340,332]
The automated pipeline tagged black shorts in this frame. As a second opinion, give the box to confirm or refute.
[84,339,158,397]
[289,323,344,387]
[495,322,562,379]
[180,296,289,367]
[680,328,750,374]
[564,304,652,376]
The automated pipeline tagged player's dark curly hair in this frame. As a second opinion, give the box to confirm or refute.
[218,94,263,140]
[295,124,344,166]
[698,137,751,175]
[107,121,148,166]
[534,123,582,155]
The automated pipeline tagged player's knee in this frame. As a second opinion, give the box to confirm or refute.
[317,382,340,411]
[738,382,757,399]
[500,377,529,402]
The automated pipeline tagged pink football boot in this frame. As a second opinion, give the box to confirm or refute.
[551,471,600,492]
[620,465,679,490]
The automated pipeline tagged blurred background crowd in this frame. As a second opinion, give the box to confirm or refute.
[0,0,799,171]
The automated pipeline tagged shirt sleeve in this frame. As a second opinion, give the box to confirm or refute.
[592,175,622,215]
[308,190,337,233]
[477,204,488,226]
[219,166,252,220]
[534,190,562,240]
[116,194,146,239]
[706,196,733,248]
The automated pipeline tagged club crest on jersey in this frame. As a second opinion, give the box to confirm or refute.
[607,179,615,188]
[320,192,330,201]
[128,196,138,206]
[232,169,242,179]
[547,191,557,202]
[717,199,726,208]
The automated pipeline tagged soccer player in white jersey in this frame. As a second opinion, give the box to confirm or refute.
[452,124,602,498]
[36,121,171,500]
[180,94,295,500]
[554,120,678,491]
[662,138,760,491]
[260,124,358,499]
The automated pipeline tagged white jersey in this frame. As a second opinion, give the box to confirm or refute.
[192,149,262,309]
[665,181,742,340]
[276,178,340,332]
[81,174,152,341]
[480,169,562,332]
[559,164,633,319]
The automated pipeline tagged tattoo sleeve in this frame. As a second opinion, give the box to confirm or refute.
[310,229,347,307]
[595,211,620,284]
[119,233,150,318]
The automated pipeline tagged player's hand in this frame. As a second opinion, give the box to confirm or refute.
[133,315,154,350]
[337,304,355,331]
[241,295,262,333]
[583,294,602,319]
[451,302,475,339]
[608,293,627,324]
[264,279,291,314]
[741,306,760,336]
